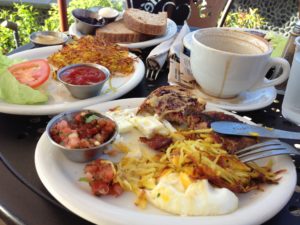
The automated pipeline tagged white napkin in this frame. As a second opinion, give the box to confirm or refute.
[169,22,190,58]
[167,22,193,86]
[146,22,190,71]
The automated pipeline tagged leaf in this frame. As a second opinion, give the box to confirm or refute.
[79,177,90,183]
[0,54,48,104]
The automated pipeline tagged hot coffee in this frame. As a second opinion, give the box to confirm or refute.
[189,28,290,98]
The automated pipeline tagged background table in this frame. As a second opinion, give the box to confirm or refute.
[0,45,300,225]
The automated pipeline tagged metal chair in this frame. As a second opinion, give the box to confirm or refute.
[1,20,20,48]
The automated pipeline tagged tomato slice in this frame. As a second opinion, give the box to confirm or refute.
[8,59,50,88]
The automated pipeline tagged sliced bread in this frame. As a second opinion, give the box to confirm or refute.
[123,8,167,36]
[95,19,151,43]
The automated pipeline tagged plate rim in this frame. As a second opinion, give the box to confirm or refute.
[2,46,144,115]
[206,86,277,111]
[35,98,297,225]
[168,82,277,112]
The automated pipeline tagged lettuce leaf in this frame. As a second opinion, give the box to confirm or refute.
[0,54,48,104]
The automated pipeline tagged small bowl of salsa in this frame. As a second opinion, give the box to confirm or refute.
[57,63,110,99]
[46,109,118,163]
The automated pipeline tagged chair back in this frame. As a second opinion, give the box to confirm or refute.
[125,0,233,27]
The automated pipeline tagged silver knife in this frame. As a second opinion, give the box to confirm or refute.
[211,121,300,140]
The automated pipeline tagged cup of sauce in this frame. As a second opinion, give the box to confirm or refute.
[57,63,110,99]
[30,31,69,46]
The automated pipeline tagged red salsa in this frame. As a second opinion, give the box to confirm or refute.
[61,66,106,85]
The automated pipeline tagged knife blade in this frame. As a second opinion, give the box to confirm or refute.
[211,121,300,140]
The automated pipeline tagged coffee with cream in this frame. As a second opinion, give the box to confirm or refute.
[194,30,269,55]
[189,28,290,98]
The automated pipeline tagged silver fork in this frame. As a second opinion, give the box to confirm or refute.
[145,58,162,81]
[236,140,300,163]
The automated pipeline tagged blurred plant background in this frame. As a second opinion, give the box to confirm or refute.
[224,8,266,29]
[0,0,123,54]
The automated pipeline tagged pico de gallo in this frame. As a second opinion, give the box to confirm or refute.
[84,159,123,196]
[50,111,116,149]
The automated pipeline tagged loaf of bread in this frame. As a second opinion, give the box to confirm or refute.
[95,19,151,43]
[123,8,167,36]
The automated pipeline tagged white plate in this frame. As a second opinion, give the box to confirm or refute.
[35,98,296,225]
[2,46,144,115]
[69,19,177,49]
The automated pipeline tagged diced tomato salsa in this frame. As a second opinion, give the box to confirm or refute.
[84,159,123,196]
[50,111,116,149]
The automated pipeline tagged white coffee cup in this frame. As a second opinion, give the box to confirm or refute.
[189,28,290,98]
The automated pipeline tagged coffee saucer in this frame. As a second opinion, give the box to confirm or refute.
[191,86,277,112]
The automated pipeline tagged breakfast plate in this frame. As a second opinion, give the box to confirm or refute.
[2,46,144,115]
[69,18,177,49]
[35,98,296,225]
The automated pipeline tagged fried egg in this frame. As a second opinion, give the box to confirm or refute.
[146,173,239,216]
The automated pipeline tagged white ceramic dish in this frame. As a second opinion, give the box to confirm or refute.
[3,46,144,115]
[181,28,276,111]
[69,19,177,49]
[193,86,277,112]
[35,98,296,225]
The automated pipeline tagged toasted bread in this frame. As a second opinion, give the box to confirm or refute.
[95,19,151,43]
[123,8,167,36]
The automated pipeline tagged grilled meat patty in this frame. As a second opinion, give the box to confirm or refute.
[137,85,206,127]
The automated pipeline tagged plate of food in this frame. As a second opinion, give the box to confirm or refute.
[69,8,178,49]
[0,36,144,115]
[35,86,296,225]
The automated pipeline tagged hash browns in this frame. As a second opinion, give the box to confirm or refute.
[47,36,135,77]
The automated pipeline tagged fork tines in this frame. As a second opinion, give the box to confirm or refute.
[146,58,161,81]
[236,140,299,163]
[146,68,161,81]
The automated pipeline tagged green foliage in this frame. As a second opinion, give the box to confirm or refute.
[0,3,42,54]
[43,0,123,31]
[225,8,266,29]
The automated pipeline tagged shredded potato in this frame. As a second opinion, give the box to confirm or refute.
[48,36,135,78]
[115,129,283,207]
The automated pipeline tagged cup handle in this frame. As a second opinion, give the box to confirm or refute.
[250,57,290,90]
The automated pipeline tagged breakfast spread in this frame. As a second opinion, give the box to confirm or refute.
[79,86,283,216]
[0,35,137,105]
